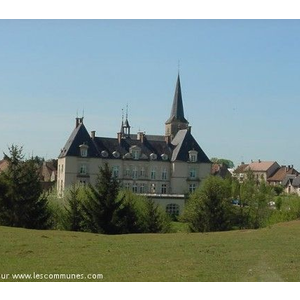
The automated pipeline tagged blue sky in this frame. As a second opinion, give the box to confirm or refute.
[1,19,300,169]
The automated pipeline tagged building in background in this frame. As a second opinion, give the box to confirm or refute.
[57,75,211,216]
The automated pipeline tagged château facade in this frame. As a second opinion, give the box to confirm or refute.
[57,75,211,215]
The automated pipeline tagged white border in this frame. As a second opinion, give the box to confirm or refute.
[0,0,299,19]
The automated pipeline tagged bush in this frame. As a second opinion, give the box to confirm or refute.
[268,195,300,225]
[181,176,232,232]
[118,191,171,233]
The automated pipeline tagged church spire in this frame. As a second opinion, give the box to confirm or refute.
[166,74,188,125]
[165,74,189,140]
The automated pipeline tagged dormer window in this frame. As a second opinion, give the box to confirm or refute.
[150,153,157,160]
[130,146,141,160]
[161,154,168,161]
[101,150,108,158]
[189,150,198,162]
[79,144,89,157]
[113,151,120,158]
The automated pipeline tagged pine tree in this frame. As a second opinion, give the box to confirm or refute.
[143,199,170,233]
[0,145,51,229]
[82,163,122,234]
[65,184,85,231]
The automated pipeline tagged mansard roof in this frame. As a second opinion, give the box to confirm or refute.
[59,122,210,164]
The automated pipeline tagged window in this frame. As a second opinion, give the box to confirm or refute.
[101,150,108,158]
[150,168,156,180]
[124,182,130,190]
[132,183,138,193]
[189,168,196,179]
[132,150,140,160]
[161,154,168,161]
[112,151,120,158]
[150,153,157,160]
[150,183,156,193]
[189,183,196,193]
[189,150,198,162]
[139,183,146,193]
[166,204,180,216]
[130,146,141,160]
[58,180,63,197]
[125,166,130,177]
[79,144,88,157]
[161,184,167,194]
[79,180,86,186]
[140,167,146,178]
[112,166,119,178]
[132,167,138,179]
[79,164,87,175]
[162,168,167,180]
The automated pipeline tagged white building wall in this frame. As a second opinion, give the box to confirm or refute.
[58,155,211,214]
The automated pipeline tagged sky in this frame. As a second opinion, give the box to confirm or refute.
[1,19,300,169]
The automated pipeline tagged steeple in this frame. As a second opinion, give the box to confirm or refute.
[166,74,188,124]
[165,74,189,140]
[118,106,131,139]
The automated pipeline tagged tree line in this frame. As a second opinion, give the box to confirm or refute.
[181,172,300,232]
[1,145,300,234]
[0,145,170,233]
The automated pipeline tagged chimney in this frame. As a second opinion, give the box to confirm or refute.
[137,132,145,143]
[76,117,80,128]
[165,135,171,144]
[91,131,96,139]
[188,126,192,133]
[117,132,122,144]
[76,117,83,128]
[258,159,261,163]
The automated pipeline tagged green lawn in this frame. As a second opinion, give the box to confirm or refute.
[1,220,300,282]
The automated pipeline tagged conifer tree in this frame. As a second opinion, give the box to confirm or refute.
[143,198,170,233]
[82,163,122,234]
[65,184,85,231]
[0,145,51,229]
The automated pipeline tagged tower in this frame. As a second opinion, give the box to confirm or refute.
[165,74,189,140]
[119,105,131,138]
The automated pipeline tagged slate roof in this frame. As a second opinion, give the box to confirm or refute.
[165,74,189,124]
[59,122,100,158]
[59,121,210,163]
[171,129,210,163]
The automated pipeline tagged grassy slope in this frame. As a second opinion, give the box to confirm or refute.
[1,221,300,282]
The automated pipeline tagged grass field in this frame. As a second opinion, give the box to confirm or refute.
[1,220,300,282]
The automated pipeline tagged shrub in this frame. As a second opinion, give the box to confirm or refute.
[181,176,232,232]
